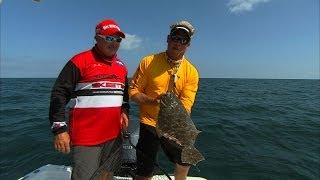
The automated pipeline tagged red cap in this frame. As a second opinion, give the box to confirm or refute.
[95,19,125,38]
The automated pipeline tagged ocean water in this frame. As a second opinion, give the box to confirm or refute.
[0,78,319,180]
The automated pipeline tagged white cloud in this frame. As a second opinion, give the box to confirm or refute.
[227,0,270,14]
[120,33,142,50]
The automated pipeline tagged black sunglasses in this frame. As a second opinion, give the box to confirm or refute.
[170,34,190,45]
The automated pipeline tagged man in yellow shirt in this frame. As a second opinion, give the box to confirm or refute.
[129,20,199,180]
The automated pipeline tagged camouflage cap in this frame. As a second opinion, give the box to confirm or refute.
[170,20,195,38]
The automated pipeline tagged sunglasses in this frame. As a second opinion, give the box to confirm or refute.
[97,35,122,43]
[170,34,190,45]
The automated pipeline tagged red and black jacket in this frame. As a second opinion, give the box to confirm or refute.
[49,46,129,145]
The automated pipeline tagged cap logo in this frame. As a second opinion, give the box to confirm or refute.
[102,24,120,31]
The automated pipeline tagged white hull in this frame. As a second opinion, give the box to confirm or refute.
[18,164,206,180]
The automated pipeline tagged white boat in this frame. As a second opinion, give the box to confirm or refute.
[18,164,71,180]
[18,164,207,180]
[18,121,206,180]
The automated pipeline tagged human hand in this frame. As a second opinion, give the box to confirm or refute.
[151,97,160,104]
[120,110,129,130]
[154,93,167,104]
[54,132,70,153]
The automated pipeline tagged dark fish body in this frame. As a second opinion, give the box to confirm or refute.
[156,91,204,165]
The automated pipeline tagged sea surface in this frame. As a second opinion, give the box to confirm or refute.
[0,78,319,180]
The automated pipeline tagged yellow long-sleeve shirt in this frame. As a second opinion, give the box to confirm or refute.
[129,52,199,127]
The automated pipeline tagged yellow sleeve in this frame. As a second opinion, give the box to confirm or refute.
[129,57,148,98]
[179,66,199,112]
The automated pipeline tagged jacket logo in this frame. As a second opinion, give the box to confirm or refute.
[92,82,124,89]
[93,64,102,67]
[116,60,124,66]
[94,74,121,80]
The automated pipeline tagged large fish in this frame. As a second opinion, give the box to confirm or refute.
[156,91,204,165]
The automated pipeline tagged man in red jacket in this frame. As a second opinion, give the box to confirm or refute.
[49,19,129,180]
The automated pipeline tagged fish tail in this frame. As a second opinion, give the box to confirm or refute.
[181,146,205,166]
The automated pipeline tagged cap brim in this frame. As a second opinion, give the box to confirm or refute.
[171,27,191,38]
[98,29,126,38]
[118,32,126,38]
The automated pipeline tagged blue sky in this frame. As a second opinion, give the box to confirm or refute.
[0,0,319,79]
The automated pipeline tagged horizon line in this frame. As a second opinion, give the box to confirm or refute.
[1,77,319,80]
